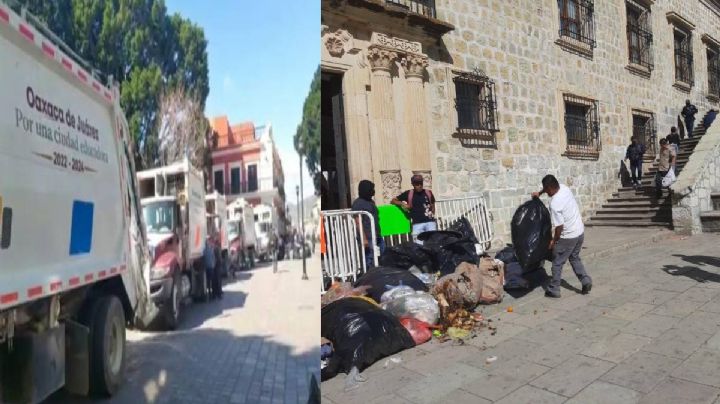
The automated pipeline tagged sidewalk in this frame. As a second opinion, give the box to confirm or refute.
[321,232,720,404]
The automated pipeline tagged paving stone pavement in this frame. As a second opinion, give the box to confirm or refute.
[322,232,720,404]
[47,255,320,404]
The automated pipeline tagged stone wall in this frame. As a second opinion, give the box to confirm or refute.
[430,0,720,247]
[672,124,720,234]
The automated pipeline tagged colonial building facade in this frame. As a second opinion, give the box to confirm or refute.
[322,0,720,246]
[210,117,287,228]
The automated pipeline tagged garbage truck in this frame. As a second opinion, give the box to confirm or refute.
[206,191,229,277]
[0,3,157,402]
[254,203,275,261]
[136,158,208,329]
[227,197,257,271]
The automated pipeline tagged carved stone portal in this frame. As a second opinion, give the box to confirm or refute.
[380,169,402,202]
[367,46,398,72]
[402,54,429,78]
[413,170,432,190]
[323,29,353,58]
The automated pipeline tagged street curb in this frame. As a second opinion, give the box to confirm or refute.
[581,230,677,263]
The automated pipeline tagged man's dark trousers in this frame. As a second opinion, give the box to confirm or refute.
[548,234,592,296]
[655,170,668,197]
[686,119,695,138]
[629,159,643,184]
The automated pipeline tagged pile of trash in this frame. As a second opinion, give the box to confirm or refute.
[321,217,509,385]
[321,206,553,386]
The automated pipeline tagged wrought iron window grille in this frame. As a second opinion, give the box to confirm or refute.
[626,1,654,71]
[562,94,600,158]
[708,48,720,97]
[385,0,436,19]
[674,29,694,85]
[452,68,499,149]
[557,0,596,49]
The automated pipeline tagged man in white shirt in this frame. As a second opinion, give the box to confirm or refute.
[532,175,592,298]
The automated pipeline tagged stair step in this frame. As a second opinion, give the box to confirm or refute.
[586,220,671,228]
[596,206,670,213]
[700,211,720,233]
[603,202,663,208]
[590,213,672,221]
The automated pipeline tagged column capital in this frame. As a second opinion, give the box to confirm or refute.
[401,53,429,79]
[366,46,398,72]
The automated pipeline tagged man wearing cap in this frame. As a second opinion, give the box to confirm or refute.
[392,175,437,244]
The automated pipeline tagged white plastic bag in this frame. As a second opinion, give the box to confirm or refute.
[661,167,676,187]
[380,285,415,304]
[381,292,440,325]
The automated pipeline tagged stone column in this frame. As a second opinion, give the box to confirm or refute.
[402,54,431,178]
[367,46,400,202]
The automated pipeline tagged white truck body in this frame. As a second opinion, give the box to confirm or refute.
[206,191,229,251]
[254,203,274,258]
[228,197,256,249]
[0,3,153,401]
[136,158,207,260]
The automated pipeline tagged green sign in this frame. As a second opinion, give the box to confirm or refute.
[378,204,411,236]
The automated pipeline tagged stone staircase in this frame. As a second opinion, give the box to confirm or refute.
[700,192,720,232]
[586,112,713,228]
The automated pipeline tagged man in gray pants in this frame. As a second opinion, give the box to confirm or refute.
[532,175,592,298]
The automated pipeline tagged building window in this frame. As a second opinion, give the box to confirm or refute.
[674,28,694,86]
[632,110,657,156]
[214,170,224,195]
[452,68,499,148]
[230,167,241,194]
[626,1,653,72]
[557,0,596,48]
[247,164,258,192]
[563,94,600,158]
[708,46,720,98]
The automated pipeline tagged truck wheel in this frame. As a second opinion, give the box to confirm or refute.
[89,296,126,396]
[165,275,181,330]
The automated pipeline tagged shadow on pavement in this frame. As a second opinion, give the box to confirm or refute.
[46,329,319,404]
[661,254,720,284]
[672,254,720,268]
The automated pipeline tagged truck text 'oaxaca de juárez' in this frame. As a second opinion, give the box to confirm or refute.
[0,2,159,402]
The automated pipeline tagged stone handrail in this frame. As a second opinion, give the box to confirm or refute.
[671,123,720,234]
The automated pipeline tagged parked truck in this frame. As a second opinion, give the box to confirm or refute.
[206,191,229,277]
[254,203,275,261]
[0,3,156,402]
[227,197,257,271]
[136,158,208,329]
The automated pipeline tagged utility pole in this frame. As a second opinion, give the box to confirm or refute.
[299,149,308,281]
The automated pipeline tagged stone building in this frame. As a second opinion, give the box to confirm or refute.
[322,0,720,246]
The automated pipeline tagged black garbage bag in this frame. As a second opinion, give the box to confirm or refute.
[321,298,415,381]
[495,246,518,264]
[511,199,552,271]
[419,230,478,276]
[379,242,435,272]
[435,240,479,275]
[354,266,428,302]
[447,217,478,244]
[504,261,529,290]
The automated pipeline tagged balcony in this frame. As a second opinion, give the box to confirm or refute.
[385,0,435,18]
[331,0,454,36]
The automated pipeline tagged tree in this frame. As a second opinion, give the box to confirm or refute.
[151,85,209,170]
[294,67,320,194]
[15,0,209,169]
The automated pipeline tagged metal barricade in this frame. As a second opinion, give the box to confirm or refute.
[435,195,494,251]
[320,196,493,293]
[320,210,378,294]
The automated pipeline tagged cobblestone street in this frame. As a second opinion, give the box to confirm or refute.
[322,233,720,404]
[49,254,320,404]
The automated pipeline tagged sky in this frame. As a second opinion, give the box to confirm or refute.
[166,0,319,201]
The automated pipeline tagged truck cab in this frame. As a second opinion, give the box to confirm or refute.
[136,158,207,329]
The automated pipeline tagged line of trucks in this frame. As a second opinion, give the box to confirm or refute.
[0,4,276,402]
